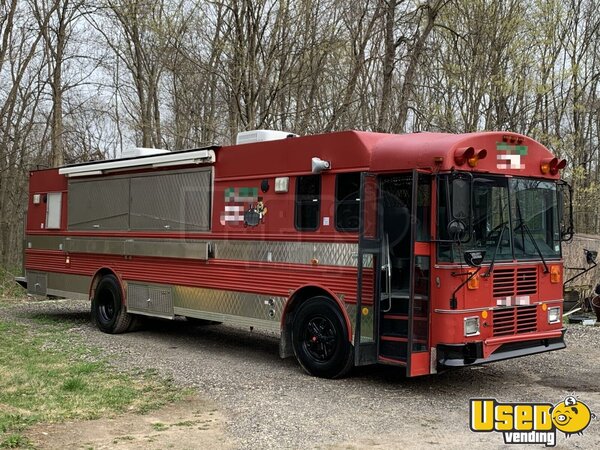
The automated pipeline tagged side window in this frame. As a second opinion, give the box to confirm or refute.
[45,192,62,229]
[335,172,361,231]
[295,175,320,231]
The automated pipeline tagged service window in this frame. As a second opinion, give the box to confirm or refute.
[335,172,361,231]
[45,192,62,229]
[295,175,321,231]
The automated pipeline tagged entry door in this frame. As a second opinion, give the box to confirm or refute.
[355,171,431,375]
[354,173,380,365]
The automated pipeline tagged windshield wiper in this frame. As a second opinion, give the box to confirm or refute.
[483,222,507,277]
[514,195,550,273]
[514,221,550,273]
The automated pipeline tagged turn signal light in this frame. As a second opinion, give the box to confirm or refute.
[454,147,475,166]
[467,149,488,167]
[550,265,561,283]
[540,158,567,175]
[467,271,480,289]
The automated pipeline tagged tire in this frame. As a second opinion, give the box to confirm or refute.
[291,296,353,379]
[91,274,132,334]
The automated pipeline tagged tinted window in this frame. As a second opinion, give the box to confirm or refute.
[335,172,361,231]
[295,175,320,230]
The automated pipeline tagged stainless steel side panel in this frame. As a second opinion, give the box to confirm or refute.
[65,238,125,255]
[172,285,285,330]
[25,271,90,299]
[26,271,47,296]
[26,235,65,251]
[62,237,210,260]
[123,240,209,260]
[213,240,361,267]
[345,303,374,345]
[127,283,174,319]
[27,235,358,266]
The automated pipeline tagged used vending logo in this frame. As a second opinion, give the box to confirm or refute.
[470,396,595,446]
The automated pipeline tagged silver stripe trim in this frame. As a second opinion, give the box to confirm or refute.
[46,288,88,300]
[174,307,281,332]
[434,300,562,314]
[27,235,361,267]
[434,260,561,269]
[434,307,492,314]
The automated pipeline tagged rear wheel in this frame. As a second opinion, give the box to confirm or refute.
[91,274,132,334]
[291,296,353,378]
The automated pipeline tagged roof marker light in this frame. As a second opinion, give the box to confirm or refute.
[467,149,488,167]
[454,147,475,166]
[541,157,566,175]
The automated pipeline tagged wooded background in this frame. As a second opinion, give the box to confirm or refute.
[1,0,600,270]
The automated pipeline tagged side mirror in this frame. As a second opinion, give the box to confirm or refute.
[585,249,597,265]
[464,250,486,267]
[557,180,574,242]
[451,176,471,220]
[447,173,472,242]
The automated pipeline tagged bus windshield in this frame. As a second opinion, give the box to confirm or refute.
[438,175,560,262]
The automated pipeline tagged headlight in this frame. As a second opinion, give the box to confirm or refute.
[548,307,561,324]
[464,316,480,336]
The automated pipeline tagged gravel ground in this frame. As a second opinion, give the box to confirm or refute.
[2,298,600,449]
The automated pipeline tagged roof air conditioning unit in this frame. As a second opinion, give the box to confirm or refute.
[236,130,298,145]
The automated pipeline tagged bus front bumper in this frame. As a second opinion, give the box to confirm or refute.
[436,329,566,369]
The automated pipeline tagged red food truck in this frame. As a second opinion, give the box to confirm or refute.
[20,129,571,378]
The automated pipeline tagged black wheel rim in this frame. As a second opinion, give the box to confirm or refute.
[303,315,337,362]
[97,287,115,323]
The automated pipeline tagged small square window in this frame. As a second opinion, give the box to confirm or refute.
[295,175,320,231]
[335,172,361,231]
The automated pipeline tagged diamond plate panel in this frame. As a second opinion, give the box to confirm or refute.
[213,241,363,267]
[127,283,174,318]
[173,285,286,323]
[346,303,374,344]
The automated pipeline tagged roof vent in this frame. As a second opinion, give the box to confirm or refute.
[121,147,170,159]
[236,130,298,145]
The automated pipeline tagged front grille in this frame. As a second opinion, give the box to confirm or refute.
[516,268,537,294]
[492,305,538,336]
[493,267,538,297]
[493,269,515,297]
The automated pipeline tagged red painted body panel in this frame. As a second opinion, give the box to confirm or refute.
[25,250,361,301]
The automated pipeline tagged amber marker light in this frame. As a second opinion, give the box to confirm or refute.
[481,310,488,319]
[541,303,548,311]
[454,147,475,166]
[467,271,480,289]
[550,265,561,283]
[467,149,488,167]
[540,157,567,175]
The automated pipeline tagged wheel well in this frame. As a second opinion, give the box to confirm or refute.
[279,286,352,359]
[90,268,123,303]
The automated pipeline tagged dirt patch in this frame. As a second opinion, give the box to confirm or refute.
[26,396,231,450]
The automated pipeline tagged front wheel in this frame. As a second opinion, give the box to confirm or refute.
[291,297,353,378]
[91,274,132,334]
